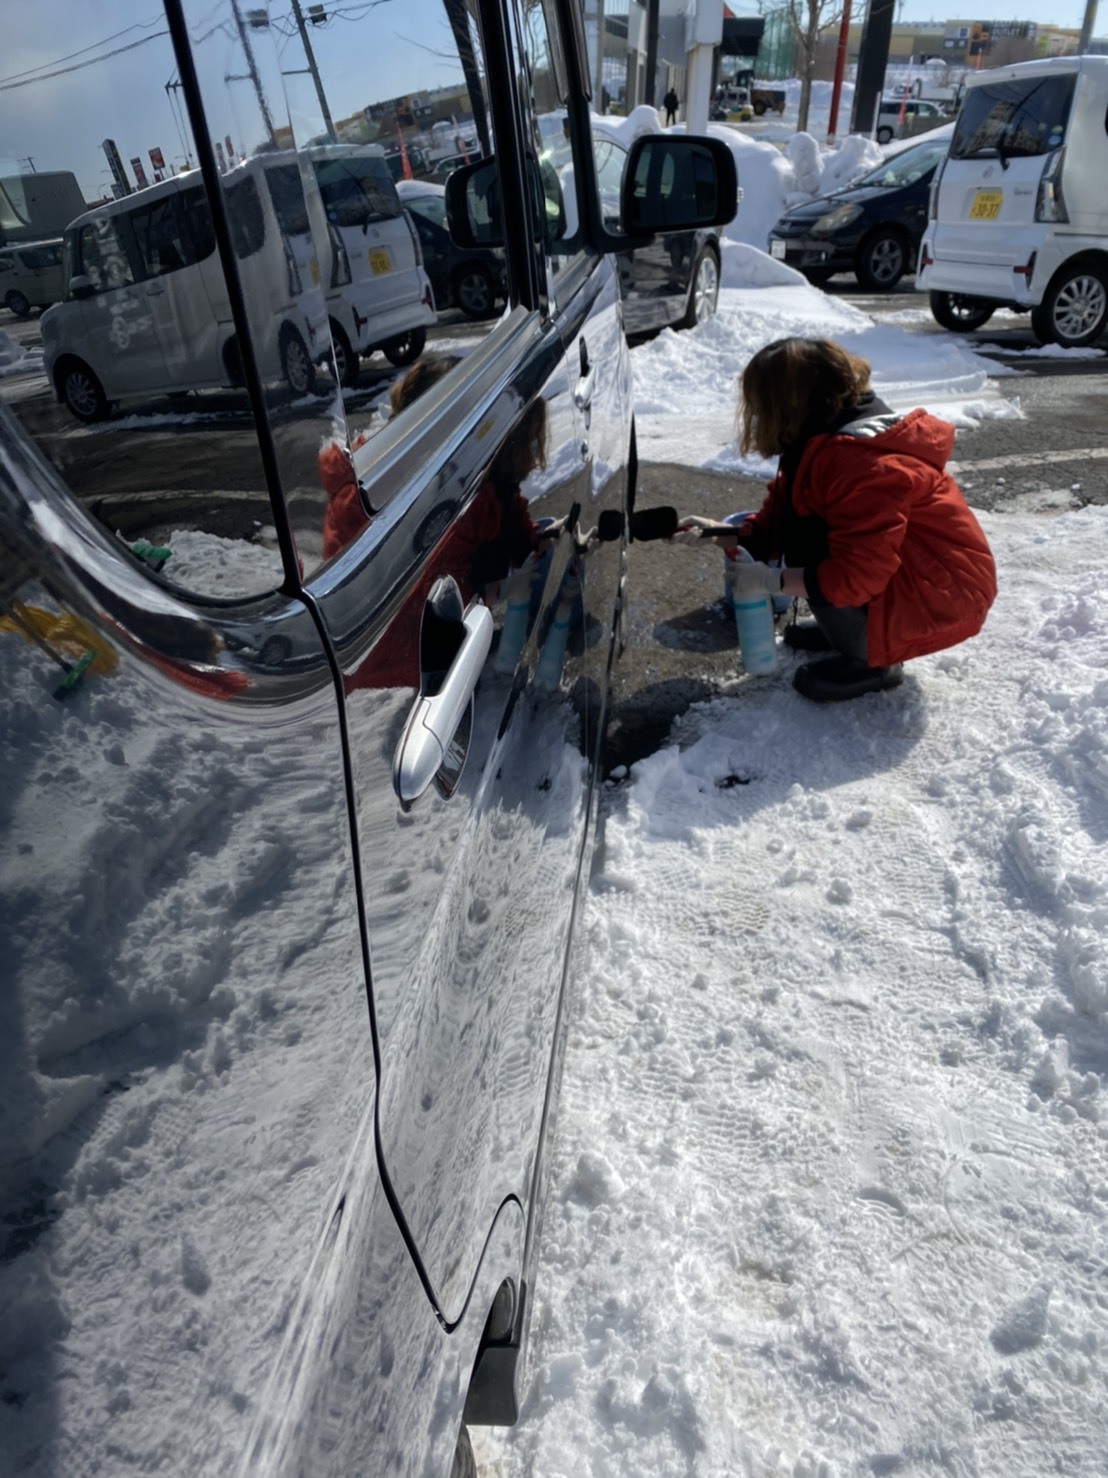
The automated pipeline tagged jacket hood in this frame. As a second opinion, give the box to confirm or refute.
[836,406,955,473]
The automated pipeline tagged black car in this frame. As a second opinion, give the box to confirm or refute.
[768,132,950,292]
[397,178,506,318]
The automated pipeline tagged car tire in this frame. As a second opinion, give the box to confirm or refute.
[280,325,316,396]
[5,290,31,318]
[1030,262,1108,348]
[929,290,995,333]
[854,228,908,292]
[681,245,720,329]
[329,321,360,387]
[753,99,767,116]
[450,1424,477,1478]
[382,326,427,367]
[58,358,109,423]
[453,263,497,319]
[801,266,834,287]
[876,125,894,144]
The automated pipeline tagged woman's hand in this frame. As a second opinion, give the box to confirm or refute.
[670,514,741,547]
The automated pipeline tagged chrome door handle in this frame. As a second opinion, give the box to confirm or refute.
[393,602,493,808]
[574,368,594,412]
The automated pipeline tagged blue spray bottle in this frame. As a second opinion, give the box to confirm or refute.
[728,549,777,676]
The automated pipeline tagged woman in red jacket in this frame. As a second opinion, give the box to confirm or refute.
[680,337,997,702]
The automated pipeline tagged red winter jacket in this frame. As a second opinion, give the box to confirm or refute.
[745,408,996,668]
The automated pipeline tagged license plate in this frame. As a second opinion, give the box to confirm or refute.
[770,239,786,260]
[368,249,392,274]
[969,190,1002,221]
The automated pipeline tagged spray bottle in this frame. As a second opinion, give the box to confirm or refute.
[729,548,777,676]
[534,576,580,692]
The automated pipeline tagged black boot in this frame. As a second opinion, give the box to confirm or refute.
[793,656,904,703]
[782,622,833,653]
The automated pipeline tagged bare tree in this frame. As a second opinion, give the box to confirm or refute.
[785,0,844,134]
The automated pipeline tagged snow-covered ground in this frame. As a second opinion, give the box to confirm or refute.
[469,292,1108,1470]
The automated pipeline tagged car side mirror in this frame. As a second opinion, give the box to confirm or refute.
[620,135,739,236]
[445,155,565,252]
[445,160,503,249]
[69,275,95,300]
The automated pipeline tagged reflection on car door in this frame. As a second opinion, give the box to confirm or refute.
[129,186,226,387]
[71,215,167,396]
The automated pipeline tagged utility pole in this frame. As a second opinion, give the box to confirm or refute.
[290,0,337,141]
[229,0,277,146]
[644,0,660,106]
[1078,0,1098,52]
[850,0,895,137]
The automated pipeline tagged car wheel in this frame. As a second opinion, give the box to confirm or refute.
[450,1424,477,1478]
[5,289,31,318]
[801,266,834,287]
[876,125,894,144]
[453,263,496,319]
[382,326,427,367]
[929,290,995,333]
[329,321,360,387]
[753,99,767,116]
[1030,262,1108,348]
[58,358,109,423]
[681,245,720,329]
[280,325,315,395]
[855,229,908,292]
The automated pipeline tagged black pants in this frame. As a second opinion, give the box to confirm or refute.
[665,109,677,125]
[808,594,869,664]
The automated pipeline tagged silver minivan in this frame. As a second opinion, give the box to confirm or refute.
[0,1,735,1474]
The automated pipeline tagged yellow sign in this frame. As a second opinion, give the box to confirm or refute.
[969,190,1002,220]
[368,249,392,274]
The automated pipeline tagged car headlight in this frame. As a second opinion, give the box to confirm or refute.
[810,203,864,236]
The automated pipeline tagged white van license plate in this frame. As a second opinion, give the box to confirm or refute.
[969,190,1003,221]
[770,239,786,259]
[368,249,392,274]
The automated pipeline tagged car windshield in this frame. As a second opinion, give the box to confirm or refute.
[951,74,1074,160]
[857,138,949,189]
[405,192,447,228]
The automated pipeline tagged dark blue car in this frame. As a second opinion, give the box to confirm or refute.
[768,132,951,292]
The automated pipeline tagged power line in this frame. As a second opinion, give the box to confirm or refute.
[0,32,169,93]
[0,15,165,87]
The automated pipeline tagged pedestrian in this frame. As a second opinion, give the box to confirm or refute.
[675,337,997,702]
[663,87,679,126]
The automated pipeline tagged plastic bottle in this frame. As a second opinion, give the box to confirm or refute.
[494,562,535,674]
[730,551,777,675]
[534,578,579,691]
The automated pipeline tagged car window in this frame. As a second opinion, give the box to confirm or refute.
[315,154,401,226]
[74,216,135,291]
[952,74,1075,159]
[130,189,214,278]
[863,139,948,188]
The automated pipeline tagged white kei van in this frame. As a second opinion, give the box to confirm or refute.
[917,56,1108,347]
[42,170,325,421]
[261,144,436,386]
[0,238,65,317]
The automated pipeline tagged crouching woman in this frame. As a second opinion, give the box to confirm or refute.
[683,337,997,702]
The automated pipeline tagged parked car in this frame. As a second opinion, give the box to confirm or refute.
[768,131,951,291]
[0,237,65,317]
[0,2,736,1476]
[875,96,946,144]
[396,178,505,319]
[918,55,1108,348]
[40,144,435,418]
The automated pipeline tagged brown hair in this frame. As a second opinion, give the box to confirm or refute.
[738,338,872,458]
[494,395,547,485]
[389,354,461,418]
